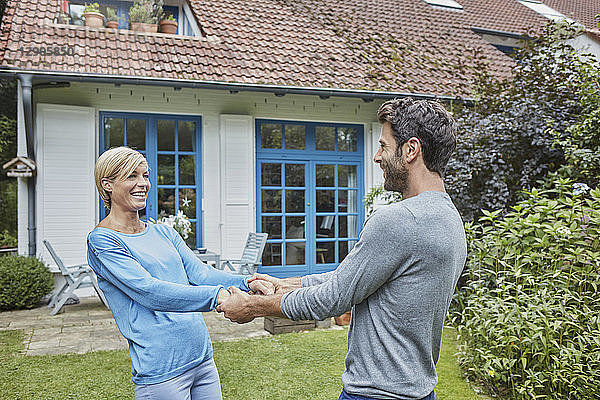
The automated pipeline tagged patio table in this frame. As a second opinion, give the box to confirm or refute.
[194,249,221,270]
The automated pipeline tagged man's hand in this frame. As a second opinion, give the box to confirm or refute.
[248,273,301,295]
[216,287,257,324]
[248,279,275,296]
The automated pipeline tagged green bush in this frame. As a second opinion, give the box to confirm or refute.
[0,255,54,311]
[455,178,600,399]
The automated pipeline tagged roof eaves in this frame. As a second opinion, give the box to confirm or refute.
[0,67,475,102]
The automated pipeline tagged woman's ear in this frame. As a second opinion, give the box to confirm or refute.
[101,178,113,193]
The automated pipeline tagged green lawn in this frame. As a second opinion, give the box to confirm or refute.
[0,327,487,400]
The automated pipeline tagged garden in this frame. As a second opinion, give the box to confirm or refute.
[0,14,599,400]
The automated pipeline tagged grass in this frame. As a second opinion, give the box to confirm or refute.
[0,327,488,400]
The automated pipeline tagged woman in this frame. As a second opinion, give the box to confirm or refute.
[87,147,271,400]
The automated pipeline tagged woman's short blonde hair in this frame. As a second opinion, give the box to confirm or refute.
[94,147,148,210]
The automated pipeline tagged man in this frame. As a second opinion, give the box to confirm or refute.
[217,98,467,400]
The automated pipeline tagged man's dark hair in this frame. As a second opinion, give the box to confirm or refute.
[377,98,457,176]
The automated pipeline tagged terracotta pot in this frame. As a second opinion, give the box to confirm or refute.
[106,20,119,29]
[334,310,352,326]
[160,19,178,34]
[131,22,158,33]
[83,12,104,28]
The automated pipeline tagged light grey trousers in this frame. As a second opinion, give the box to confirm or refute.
[134,358,222,400]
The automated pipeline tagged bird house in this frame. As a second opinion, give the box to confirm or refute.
[2,156,36,178]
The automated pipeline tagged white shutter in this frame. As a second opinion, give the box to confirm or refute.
[36,104,96,271]
[370,122,384,187]
[219,115,255,259]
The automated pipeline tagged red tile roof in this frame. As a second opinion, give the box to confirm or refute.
[544,0,600,32]
[0,0,587,97]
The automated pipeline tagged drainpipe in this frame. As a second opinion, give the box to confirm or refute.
[18,74,36,257]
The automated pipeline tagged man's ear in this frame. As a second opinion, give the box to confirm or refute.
[404,137,421,163]
[101,178,113,193]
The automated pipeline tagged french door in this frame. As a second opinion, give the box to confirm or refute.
[256,120,364,277]
[99,112,202,248]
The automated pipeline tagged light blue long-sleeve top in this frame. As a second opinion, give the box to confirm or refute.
[86,222,249,385]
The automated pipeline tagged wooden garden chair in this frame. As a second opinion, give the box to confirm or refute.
[220,233,268,275]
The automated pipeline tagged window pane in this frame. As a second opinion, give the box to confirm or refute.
[339,240,357,262]
[285,190,304,213]
[284,124,305,150]
[338,127,357,152]
[286,216,305,239]
[126,119,145,150]
[339,215,357,238]
[338,165,357,188]
[261,163,281,186]
[158,188,175,216]
[158,120,175,151]
[316,190,335,212]
[261,124,282,149]
[179,155,195,185]
[179,121,195,152]
[316,164,334,187]
[262,216,282,239]
[286,242,305,265]
[262,243,281,266]
[104,118,124,148]
[179,188,196,219]
[69,4,85,25]
[338,190,358,213]
[158,154,175,185]
[316,241,335,264]
[262,190,281,213]
[285,164,304,187]
[316,126,335,151]
[317,215,335,238]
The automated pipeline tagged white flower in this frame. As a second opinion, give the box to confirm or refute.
[573,183,590,196]
[159,210,192,239]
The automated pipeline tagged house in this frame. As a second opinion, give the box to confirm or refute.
[0,0,598,281]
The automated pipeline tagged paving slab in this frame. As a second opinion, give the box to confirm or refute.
[0,296,273,356]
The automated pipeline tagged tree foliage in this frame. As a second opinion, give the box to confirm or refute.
[445,23,597,221]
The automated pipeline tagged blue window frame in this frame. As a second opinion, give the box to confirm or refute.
[256,120,365,278]
[99,112,203,248]
[68,1,182,33]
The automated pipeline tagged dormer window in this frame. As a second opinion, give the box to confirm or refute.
[63,0,200,36]
[423,0,463,11]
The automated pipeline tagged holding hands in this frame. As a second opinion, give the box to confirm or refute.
[216,273,301,323]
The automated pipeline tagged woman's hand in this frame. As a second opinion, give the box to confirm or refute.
[217,287,231,304]
[248,279,275,296]
[248,273,301,295]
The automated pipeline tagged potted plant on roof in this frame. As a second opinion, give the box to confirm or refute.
[82,3,104,28]
[159,13,178,34]
[129,0,164,33]
[106,8,123,29]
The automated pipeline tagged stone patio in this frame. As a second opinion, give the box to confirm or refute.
[0,296,271,356]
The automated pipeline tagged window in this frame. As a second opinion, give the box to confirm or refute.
[423,0,463,10]
[256,120,364,277]
[64,1,197,36]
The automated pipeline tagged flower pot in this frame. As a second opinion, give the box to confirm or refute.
[160,19,178,34]
[131,22,158,33]
[107,21,119,29]
[83,12,104,28]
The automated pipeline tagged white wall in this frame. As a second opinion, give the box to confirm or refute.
[31,83,385,266]
[568,33,600,61]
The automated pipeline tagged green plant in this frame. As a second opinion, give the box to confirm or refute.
[83,2,100,14]
[105,8,123,22]
[454,178,600,399]
[363,184,402,217]
[0,255,54,311]
[0,230,16,248]
[128,0,164,24]
[161,12,176,22]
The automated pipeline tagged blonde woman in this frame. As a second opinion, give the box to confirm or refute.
[87,147,272,400]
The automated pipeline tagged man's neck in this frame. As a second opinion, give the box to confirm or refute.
[402,169,446,200]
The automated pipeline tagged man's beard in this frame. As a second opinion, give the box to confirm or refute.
[382,155,408,195]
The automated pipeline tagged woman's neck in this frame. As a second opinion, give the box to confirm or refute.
[99,208,146,234]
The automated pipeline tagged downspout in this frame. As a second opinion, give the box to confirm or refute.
[18,74,36,257]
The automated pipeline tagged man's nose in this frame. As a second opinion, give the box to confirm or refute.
[373,148,382,164]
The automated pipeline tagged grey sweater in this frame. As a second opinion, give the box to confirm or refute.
[281,191,467,400]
